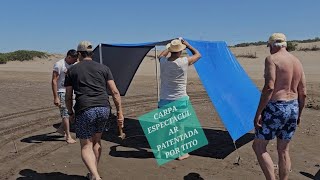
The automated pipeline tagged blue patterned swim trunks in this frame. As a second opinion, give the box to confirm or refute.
[255,99,299,140]
[75,106,110,139]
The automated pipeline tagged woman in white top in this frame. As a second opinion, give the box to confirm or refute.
[158,38,201,160]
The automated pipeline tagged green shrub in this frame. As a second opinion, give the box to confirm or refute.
[286,42,298,52]
[233,37,320,48]
[298,45,320,51]
[0,50,48,62]
[235,52,257,58]
[292,37,320,43]
[0,56,7,64]
[311,45,320,51]
[234,41,267,47]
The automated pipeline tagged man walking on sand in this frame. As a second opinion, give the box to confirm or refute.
[252,33,307,180]
[65,41,124,180]
[158,38,201,160]
[51,49,78,144]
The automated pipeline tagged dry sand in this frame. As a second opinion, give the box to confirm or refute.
[0,43,319,180]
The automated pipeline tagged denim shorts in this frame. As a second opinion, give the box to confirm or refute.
[255,99,299,140]
[58,92,69,118]
[75,106,110,139]
[158,96,189,108]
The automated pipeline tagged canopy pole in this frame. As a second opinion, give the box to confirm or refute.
[233,141,241,165]
[155,46,159,102]
[99,43,103,64]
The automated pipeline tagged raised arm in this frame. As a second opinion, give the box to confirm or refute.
[158,49,169,60]
[182,39,201,65]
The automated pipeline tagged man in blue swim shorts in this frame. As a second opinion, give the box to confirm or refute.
[252,33,307,180]
[255,99,300,141]
[65,41,124,180]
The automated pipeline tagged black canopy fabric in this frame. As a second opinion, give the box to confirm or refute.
[92,40,172,96]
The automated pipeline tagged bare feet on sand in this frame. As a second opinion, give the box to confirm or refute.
[177,153,190,160]
[56,124,76,144]
[86,173,102,180]
[66,137,76,144]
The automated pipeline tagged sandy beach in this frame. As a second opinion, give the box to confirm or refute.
[0,42,319,180]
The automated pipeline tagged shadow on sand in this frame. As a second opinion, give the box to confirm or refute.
[17,169,87,180]
[20,123,76,144]
[20,131,65,144]
[20,117,254,160]
[300,169,320,180]
[184,172,204,180]
[103,117,254,160]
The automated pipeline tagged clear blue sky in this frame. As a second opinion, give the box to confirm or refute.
[0,0,319,53]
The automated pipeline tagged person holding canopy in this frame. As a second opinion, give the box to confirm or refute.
[157,38,201,160]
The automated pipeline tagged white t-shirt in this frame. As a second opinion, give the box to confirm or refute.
[159,57,189,100]
[53,59,72,92]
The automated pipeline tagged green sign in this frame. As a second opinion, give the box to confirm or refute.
[138,98,208,165]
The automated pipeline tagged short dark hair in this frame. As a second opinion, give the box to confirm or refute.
[66,49,78,57]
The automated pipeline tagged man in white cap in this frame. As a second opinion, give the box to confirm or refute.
[158,38,201,160]
[64,41,124,180]
[252,33,307,180]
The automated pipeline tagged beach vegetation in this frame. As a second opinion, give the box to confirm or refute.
[235,52,257,58]
[298,45,320,51]
[286,42,298,52]
[0,50,48,64]
[233,37,320,47]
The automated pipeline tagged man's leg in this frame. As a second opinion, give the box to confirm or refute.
[58,92,76,143]
[177,99,190,160]
[56,106,65,136]
[56,122,65,136]
[92,133,103,166]
[62,117,76,144]
[252,139,276,180]
[277,139,291,180]
[177,123,189,160]
[80,138,101,180]
[276,100,298,180]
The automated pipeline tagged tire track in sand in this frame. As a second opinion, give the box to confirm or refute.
[0,92,211,178]
[0,106,56,122]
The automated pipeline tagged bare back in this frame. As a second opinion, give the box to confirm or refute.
[269,49,303,101]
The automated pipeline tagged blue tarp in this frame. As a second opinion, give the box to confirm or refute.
[186,40,260,140]
[94,39,261,141]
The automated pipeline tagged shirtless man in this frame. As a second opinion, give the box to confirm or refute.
[252,33,307,180]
